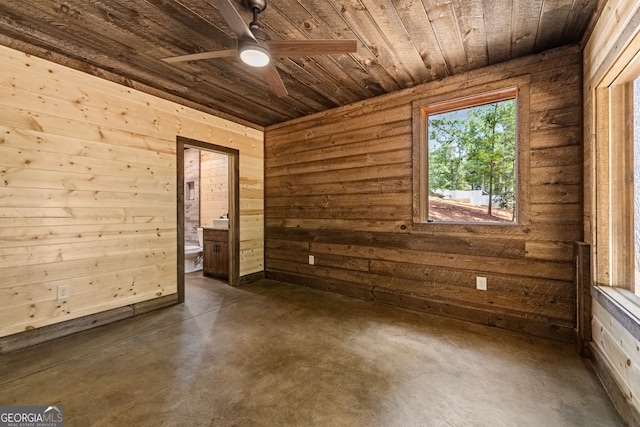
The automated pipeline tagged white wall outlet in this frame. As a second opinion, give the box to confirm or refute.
[57,285,70,300]
[309,255,315,265]
[476,277,487,291]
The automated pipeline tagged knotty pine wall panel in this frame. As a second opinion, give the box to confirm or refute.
[265,45,582,341]
[0,45,264,338]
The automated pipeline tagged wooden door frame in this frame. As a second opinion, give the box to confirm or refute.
[177,136,240,302]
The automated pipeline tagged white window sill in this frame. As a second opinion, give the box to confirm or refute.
[593,286,640,341]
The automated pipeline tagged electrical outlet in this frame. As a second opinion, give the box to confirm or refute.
[57,285,70,300]
[476,277,487,291]
[309,255,315,265]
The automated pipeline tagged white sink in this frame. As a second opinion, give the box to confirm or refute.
[212,219,229,230]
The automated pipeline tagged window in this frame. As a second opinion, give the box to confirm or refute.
[413,85,525,226]
[635,77,640,296]
[595,52,640,296]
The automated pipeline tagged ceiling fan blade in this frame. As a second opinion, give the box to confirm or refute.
[262,64,288,97]
[217,0,257,42]
[161,49,237,63]
[267,40,357,57]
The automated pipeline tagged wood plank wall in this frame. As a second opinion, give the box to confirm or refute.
[265,45,583,342]
[584,0,640,421]
[200,151,229,227]
[0,44,264,339]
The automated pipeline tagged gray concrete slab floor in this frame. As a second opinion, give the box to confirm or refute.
[0,273,625,426]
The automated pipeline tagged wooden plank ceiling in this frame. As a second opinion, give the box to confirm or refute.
[0,0,599,127]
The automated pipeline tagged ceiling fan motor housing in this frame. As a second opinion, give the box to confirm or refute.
[249,25,270,42]
[242,0,267,13]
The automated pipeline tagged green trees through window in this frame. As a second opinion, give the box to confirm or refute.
[427,99,517,223]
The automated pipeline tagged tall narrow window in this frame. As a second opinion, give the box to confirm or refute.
[598,57,640,296]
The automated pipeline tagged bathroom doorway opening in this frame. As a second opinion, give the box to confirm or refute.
[177,137,240,302]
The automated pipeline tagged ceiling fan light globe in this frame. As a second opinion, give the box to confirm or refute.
[239,45,270,67]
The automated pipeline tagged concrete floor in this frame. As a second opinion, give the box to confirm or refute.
[0,274,624,426]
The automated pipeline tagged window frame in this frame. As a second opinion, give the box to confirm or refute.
[411,77,531,230]
[594,52,640,294]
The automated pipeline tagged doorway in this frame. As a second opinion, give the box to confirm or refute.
[177,136,240,302]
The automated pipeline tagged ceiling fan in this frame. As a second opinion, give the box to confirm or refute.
[161,0,358,97]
